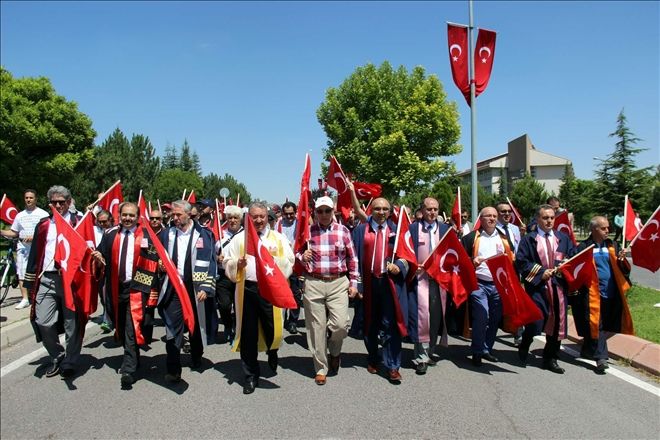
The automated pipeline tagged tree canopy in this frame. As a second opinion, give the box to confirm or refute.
[317,61,461,198]
[0,66,96,201]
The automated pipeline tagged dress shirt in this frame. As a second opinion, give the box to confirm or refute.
[119,225,137,282]
[474,228,505,281]
[301,221,359,289]
[175,224,193,278]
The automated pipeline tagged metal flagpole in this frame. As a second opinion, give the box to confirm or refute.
[468,0,478,225]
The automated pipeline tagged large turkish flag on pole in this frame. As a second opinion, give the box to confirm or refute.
[422,229,477,307]
[0,194,18,225]
[447,23,470,103]
[353,182,382,200]
[624,195,642,242]
[97,181,123,225]
[326,156,352,222]
[392,205,418,283]
[474,28,496,97]
[630,206,660,273]
[245,215,296,309]
[555,210,577,245]
[294,154,312,254]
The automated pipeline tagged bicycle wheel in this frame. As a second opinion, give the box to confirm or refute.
[0,283,8,305]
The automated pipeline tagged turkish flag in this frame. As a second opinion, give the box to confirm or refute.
[506,197,526,227]
[423,229,478,307]
[210,200,224,243]
[353,182,382,200]
[558,244,601,337]
[390,205,399,225]
[451,187,461,230]
[0,194,18,225]
[393,205,418,283]
[326,156,348,195]
[624,196,641,242]
[144,223,196,332]
[75,211,97,249]
[97,181,123,226]
[137,190,149,222]
[245,215,297,309]
[187,190,196,204]
[486,254,543,330]
[52,206,92,313]
[294,154,312,254]
[631,206,660,273]
[336,191,352,223]
[555,210,577,245]
[472,217,481,231]
[72,211,100,322]
[447,23,470,103]
[474,28,496,97]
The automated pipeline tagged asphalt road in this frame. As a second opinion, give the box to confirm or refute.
[1,314,659,440]
[629,259,660,290]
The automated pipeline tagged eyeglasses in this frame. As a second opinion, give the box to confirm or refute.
[316,208,332,214]
[461,215,468,219]
[149,216,162,220]
[373,207,390,212]
[50,200,66,205]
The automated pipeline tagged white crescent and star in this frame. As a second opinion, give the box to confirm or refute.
[356,188,370,197]
[57,234,71,271]
[478,46,491,63]
[638,219,659,242]
[449,44,462,62]
[109,198,120,214]
[5,207,17,221]
[440,249,459,273]
[333,172,347,194]
[572,262,585,279]
[495,267,509,295]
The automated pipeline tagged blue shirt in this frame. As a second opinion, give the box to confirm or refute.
[593,243,617,299]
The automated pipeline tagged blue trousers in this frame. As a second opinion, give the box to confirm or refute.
[365,277,401,370]
[470,281,502,355]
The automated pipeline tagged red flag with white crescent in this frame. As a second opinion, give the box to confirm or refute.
[486,254,543,329]
[392,205,418,283]
[245,215,297,309]
[422,230,477,307]
[555,210,577,245]
[52,206,91,312]
[474,28,496,97]
[630,206,660,273]
[294,154,312,254]
[0,194,18,225]
[326,156,348,195]
[447,23,470,104]
[353,182,382,200]
[97,181,123,226]
[75,211,97,249]
[506,197,526,227]
[137,190,149,222]
[451,187,461,230]
[624,196,642,242]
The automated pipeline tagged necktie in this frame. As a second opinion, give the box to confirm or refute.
[374,225,384,275]
[427,224,433,252]
[503,224,512,246]
[119,230,130,282]
[545,233,555,267]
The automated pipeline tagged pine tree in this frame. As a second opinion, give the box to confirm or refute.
[162,144,179,169]
[180,140,193,172]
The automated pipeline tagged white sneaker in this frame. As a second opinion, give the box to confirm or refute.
[14,298,30,310]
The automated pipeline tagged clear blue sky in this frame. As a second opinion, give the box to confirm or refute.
[2,1,658,204]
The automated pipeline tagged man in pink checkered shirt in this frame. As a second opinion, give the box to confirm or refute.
[297,196,359,386]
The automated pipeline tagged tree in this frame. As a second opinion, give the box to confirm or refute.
[508,174,550,223]
[71,129,161,206]
[558,164,578,212]
[179,140,194,174]
[202,173,251,205]
[153,169,203,203]
[162,144,178,169]
[317,62,461,198]
[594,109,651,219]
[0,67,96,202]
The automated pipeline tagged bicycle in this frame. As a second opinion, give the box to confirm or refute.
[0,238,19,305]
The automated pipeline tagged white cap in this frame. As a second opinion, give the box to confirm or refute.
[314,196,334,209]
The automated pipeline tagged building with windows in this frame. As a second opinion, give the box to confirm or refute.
[457,134,571,195]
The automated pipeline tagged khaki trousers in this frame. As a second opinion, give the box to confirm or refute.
[303,276,350,375]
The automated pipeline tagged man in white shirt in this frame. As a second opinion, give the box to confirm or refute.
[0,189,48,309]
[496,202,521,253]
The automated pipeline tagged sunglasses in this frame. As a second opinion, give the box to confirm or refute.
[150,216,162,220]
[316,208,332,214]
[50,200,66,205]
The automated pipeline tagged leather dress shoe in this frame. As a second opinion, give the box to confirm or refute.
[427,357,438,366]
[543,359,565,374]
[471,355,483,367]
[268,352,278,373]
[518,343,530,367]
[483,352,499,363]
[121,373,135,388]
[328,355,340,375]
[286,322,298,334]
[314,374,327,385]
[367,364,378,374]
[191,357,202,369]
[388,369,402,383]
[415,362,427,375]
[165,373,181,383]
[595,359,608,374]
[45,362,61,378]
[243,377,258,394]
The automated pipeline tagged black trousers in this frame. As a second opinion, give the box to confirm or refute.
[522,285,563,361]
[284,276,303,326]
[161,290,203,375]
[118,284,139,375]
[240,281,277,379]
[216,275,235,336]
[582,297,617,360]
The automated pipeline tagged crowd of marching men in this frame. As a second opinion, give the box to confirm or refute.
[0,175,658,393]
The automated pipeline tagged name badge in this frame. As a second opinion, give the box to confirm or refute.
[196,238,204,249]
[141,238,149,248]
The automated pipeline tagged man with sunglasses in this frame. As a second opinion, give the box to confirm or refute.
[94,209,114,333]
[279,201,303,335]
[149,209,164,235]
[352,197,410,383]
[24,185,83,379]
[496,202,521,253]
[298,197,359,385]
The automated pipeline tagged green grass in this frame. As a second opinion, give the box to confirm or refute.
[627,284,660,344]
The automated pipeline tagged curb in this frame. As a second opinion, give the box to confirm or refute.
[566,316,660,376]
